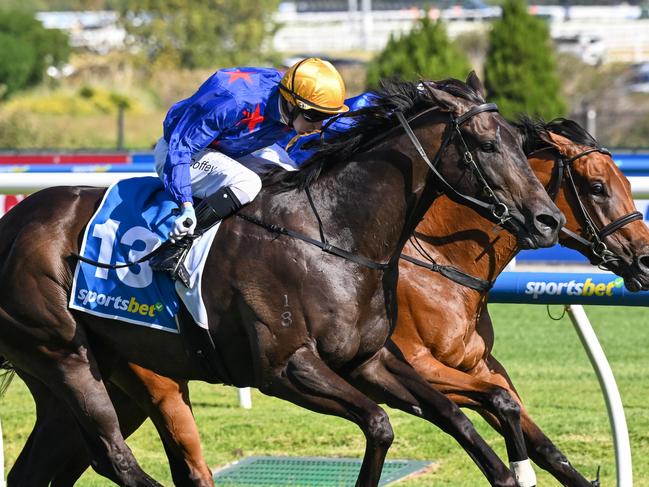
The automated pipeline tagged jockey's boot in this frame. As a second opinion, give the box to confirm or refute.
[150,186,243,287]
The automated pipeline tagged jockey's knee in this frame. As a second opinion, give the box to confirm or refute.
[229,173,262,205]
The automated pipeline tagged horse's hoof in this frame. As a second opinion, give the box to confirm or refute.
[591,465,601,487]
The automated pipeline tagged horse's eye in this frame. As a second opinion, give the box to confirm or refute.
[480,141,497,153]
[590,182,606,195]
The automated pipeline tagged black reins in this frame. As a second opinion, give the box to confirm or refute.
[395,103,511,225]
[239,102,507,273]
[73,101,507,274]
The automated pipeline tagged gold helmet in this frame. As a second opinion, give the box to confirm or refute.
[280,58,349,120]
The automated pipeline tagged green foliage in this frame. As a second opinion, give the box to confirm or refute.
[365,17,471,88]
[0,9,70,98]
[484,0,566,120]
[0,34,36,98]
[121,0,280,70]
[4,86,144,115]
[0,0,123,11]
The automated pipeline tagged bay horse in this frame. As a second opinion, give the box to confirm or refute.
[7,117,644,487]
[392,117,649,486]
[0,74,562,487]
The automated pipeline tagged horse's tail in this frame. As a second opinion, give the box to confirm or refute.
[0,355,15,398]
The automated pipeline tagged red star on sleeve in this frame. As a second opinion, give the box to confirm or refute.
[238,104,265,132]
[223,69,253,85]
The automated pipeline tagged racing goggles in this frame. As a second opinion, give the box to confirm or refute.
[301,108,332,123]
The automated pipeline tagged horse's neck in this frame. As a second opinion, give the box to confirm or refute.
[258,154,431,266]
[409,155,557,291]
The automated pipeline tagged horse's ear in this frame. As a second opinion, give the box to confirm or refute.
[424,85,462,112]
[466,71,486,100]
[545,130,572,149]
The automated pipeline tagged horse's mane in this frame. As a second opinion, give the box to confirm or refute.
[264,77,485,192]
[515,116,600,155]
[545,117,600,148]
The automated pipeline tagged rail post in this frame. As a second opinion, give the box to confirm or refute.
[567,305,633,487]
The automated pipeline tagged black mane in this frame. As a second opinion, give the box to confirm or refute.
[264,77,484,192]
[515,116,600,155]
[545,118,600,148]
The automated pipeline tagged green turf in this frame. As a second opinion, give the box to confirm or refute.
[1,304,648,486]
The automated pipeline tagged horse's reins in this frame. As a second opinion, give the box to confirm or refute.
[240,102,509,272]
[404,144,644,291]
[73,102,509,273]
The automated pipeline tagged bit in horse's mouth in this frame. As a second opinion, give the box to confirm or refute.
[505,215,539,250]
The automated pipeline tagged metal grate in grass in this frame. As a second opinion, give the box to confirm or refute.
[213,456,432,486]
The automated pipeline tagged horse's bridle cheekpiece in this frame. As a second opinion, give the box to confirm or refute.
[396,102,511,226]
[553,147,643,269]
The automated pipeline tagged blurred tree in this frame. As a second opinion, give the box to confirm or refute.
[365,17,471,88]
[1,0,123,11]
[121,0,280,70]
[484,0,565,120]
[0,10,70,98]
[0,34,36,98]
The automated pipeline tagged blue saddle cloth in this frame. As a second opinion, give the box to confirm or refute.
[69,177,181,332]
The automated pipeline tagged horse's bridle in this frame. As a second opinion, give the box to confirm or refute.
[396,102,512,226]
[550,147,643,269]
[400,144,644,291]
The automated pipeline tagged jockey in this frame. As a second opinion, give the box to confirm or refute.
[150,57,349,285]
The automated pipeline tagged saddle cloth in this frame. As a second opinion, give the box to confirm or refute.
[69,177,217,332]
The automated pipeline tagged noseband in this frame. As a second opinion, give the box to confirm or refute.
[551,147,643,268]
[396,102,511,225]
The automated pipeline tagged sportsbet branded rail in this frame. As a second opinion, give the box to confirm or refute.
[491,271,640,487]
[490,271,649,306]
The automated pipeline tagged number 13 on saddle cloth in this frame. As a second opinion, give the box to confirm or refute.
[69,177,218,332]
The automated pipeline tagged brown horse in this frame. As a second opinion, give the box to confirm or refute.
[393,118,649,486]
[0,75,563,487]
[8,117,642,487]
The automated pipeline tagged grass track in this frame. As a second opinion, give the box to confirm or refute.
[2,304,648,485]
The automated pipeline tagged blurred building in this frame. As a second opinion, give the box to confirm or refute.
[35,11,126,54]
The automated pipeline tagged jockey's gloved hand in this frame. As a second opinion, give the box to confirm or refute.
[170,202,197,243]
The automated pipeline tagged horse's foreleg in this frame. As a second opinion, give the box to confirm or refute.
[261,347,393,487]
[349,344,518,487]
[478,356,596,487]
[405,346,539,486]
[109,363,213,487]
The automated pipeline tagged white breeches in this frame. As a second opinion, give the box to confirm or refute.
[154,138,298,205]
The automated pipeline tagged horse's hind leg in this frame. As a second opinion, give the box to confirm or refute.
[51,380,152,486]
[0,321,161,487]
[347,344,518,487]
[261,347,394,487]
[7,370,80,487]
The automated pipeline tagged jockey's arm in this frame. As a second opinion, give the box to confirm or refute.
[164,94,239,205]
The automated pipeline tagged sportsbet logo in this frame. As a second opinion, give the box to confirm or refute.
[525,277,624,300]
[77,289,164,317]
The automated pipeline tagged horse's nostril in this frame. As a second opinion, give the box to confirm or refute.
[535,213,560,233]
[637,254,649,271]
